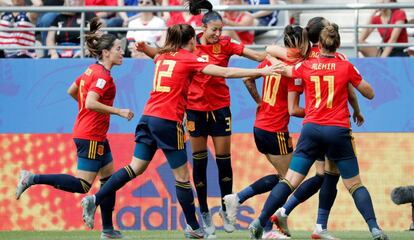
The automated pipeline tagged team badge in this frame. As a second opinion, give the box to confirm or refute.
[186,121,195,132]
[212,44,221,54]
[97,145,104,156]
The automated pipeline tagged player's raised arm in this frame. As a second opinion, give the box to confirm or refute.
[201,64,278,79]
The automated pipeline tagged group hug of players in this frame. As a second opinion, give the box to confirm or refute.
[15,0,389,239]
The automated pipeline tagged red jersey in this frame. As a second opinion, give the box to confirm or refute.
[371,9,408,43]
[254,59,298,132]
[292,57,362,128]
[224,12,254,44]
[167,13,203,28]
[73,63,116,142]
[186,34,244,111]
[143,49,209,122]
[290,46,347,94]
[308,46,347,60]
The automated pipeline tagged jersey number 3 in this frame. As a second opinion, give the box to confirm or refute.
[153,60,176,93]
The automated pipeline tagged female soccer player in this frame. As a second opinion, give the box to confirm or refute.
[248,23,389,240]
[138,0,269,235]
[80,23,278,239]
[268,17,364,240]
[15,18,133,239]
[223,24,310,239]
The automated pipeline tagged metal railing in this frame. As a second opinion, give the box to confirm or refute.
[0,2,413,57]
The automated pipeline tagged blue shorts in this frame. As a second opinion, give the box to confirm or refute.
[74,138,113,172]
[186,107,232,137]
[134,115,187,169]
[290,123,358,179]
[254,127,293,155]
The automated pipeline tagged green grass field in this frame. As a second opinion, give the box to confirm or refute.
[0,230,413,240]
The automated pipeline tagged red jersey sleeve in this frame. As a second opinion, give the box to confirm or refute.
[348,63,363,88]
[75,75,82,86]
[227,38,245,56]
[256,59,269,69]
[288,77,304,93]
[189,55,210,73]
[88,73,112,98]
[291,62,304,79]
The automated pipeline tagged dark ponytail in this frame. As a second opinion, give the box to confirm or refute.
[85,17,117,59]
[187,0,222,25]
[305,16,329,44]
[283,25,310,60]
[159,24,196,54]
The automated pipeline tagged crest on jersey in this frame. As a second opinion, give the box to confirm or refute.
[294,78,302,86]
[97,144,104,156]
[186,120,195,132]
[96,78,106,89]
[212,44,221,54]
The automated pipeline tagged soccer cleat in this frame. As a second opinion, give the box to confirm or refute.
[16,170,34,200]
[219,208,235,233]
[223,193,240,223]
[371,228,389,240]
[184,224,205,239]
[311,225,338,240]
[270,209,291,237]
[100,229,124,239]
[262,230,291,239]
[248,219,264,239]
[81,195,97,229]
[201,211,216,236]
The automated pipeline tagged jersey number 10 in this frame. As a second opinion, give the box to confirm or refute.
[263,74,281,106]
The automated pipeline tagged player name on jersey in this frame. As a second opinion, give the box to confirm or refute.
[311,63,336,71]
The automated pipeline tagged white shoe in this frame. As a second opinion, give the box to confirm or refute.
[270,208,290,237]
[223,193,240,223]
[262,230,291,239]
[219,208,235,233]
[311,225,339,240]
[201,211,216,236]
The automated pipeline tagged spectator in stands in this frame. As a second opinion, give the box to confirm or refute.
[287,0,302,24]
[29,0,64,57]
[86,0,129,28]
[119,0,138,18]
[246,0,279,36]
[221,0,255,44]
[160,0,180,22]
[166,0,203,28]
[0,0,36,58]
[126,0,165,57]
[46,0,96,58]
[358,0,409,57]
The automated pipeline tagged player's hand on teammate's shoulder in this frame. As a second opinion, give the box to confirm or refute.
[118,108,134,121]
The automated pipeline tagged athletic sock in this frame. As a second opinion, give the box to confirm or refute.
[317,172,340,229]
[176,180,199,230]
[192,151,208,213]
[216,154,232,211]
[100,176,116,231]
[351,185,379,231]
[238,174,279,204]
[33,174,91,193]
